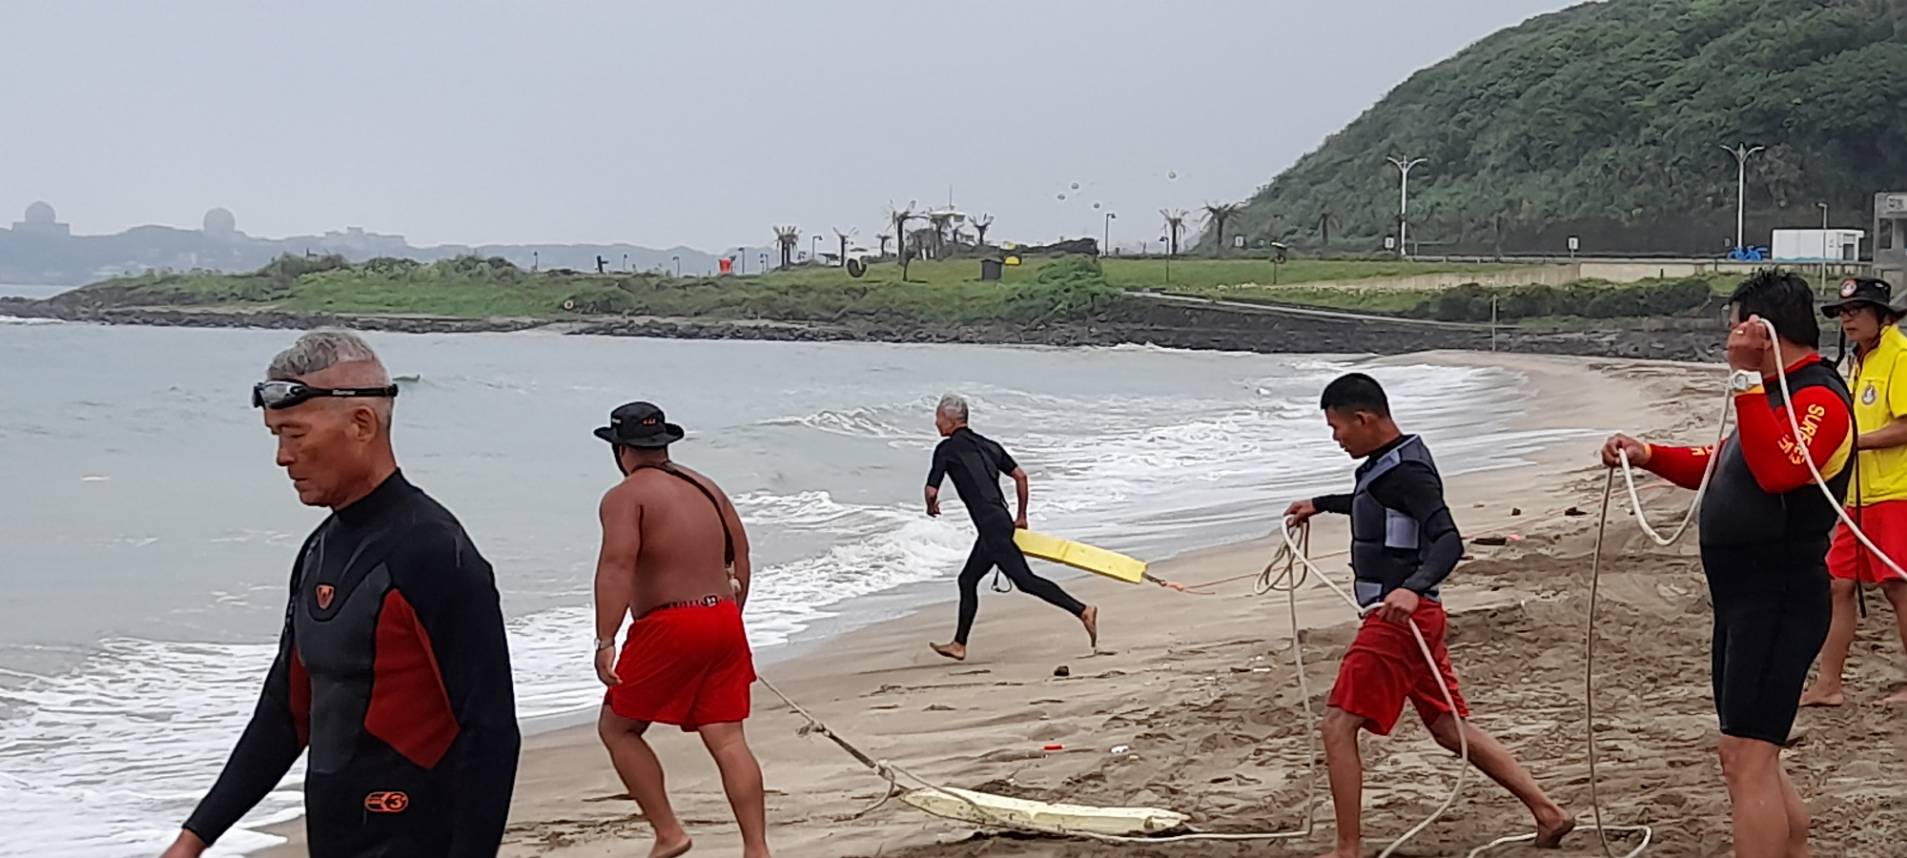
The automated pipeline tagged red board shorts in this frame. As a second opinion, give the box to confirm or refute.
[604,599,756,731]
[1327,599,1470,736]
[1827,500,1907,585]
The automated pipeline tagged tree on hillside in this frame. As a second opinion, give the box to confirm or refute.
[887,205,917,281]
[1160,209,1189,257]
[1317,210,1339,247]
[773,226,800,270]
[971,213,995,247]
[1201,202,1242,255]
[1228,0,1907,254]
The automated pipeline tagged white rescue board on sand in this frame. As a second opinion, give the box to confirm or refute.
[900,786,1189,836]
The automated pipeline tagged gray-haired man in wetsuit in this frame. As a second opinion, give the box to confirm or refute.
[925,393,1098,661]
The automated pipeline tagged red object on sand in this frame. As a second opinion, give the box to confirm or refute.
[1043,743,1063,751]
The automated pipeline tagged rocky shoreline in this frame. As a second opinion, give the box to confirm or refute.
[0,296,1724,361]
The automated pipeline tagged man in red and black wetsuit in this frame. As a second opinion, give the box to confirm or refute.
[1603,269,1852,858]
[162,331,521,858]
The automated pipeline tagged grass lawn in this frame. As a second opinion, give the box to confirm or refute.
[72,255,1726,323]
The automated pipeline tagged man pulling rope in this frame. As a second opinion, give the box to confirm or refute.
[1601,269,1853,858]
[1285,373,1575,858]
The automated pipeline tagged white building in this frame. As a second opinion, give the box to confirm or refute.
[1771,228,1864,262]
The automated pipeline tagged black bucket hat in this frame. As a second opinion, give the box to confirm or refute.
[593,401,685,449]
[1822,277,1903,321]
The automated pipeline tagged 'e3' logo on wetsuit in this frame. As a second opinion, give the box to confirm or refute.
[316,584,335,610]
[364,791,410,814]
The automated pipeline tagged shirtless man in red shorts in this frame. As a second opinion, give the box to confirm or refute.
[591,402,770,858]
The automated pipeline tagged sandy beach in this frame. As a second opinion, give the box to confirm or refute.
[266,351,1907,858]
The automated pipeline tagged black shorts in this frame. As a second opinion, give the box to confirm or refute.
[1699,542,1831,746]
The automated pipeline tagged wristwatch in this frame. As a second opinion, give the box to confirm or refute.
[1729,369,1761,393]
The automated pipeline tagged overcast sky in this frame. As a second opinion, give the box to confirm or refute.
[1,0,1567,251]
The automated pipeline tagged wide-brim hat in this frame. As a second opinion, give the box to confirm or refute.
[1822,277,1903,321]
[593,401,685,449]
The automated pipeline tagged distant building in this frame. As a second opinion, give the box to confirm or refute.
[11,201,71,237]
[1770,228,1864,263]
[1876,192,1907,288]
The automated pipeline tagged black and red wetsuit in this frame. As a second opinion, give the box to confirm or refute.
[183,472,521,856]
[1644,355,1853,746]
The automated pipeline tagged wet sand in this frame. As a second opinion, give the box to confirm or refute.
[269,352,1907,857]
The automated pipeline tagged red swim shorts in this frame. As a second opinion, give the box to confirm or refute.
[604,599,756,731]
[1327,599,1470,736]
[1827,500,1907,585]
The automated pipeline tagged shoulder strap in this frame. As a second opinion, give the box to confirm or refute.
[633,462,735,565]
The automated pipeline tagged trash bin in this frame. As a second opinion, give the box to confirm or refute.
[980,258,1004,281]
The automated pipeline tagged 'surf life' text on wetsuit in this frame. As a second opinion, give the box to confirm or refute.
[1644,355,1854,745]
[927,427,1086,645]
[1313,434,1463,607]
[183,472,521,857]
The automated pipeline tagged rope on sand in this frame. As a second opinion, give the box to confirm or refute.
[753,542,1337,845]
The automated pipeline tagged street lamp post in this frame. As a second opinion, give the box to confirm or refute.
[736,248,746,275]
[1103,212,1117,257]
[810,236,821,266]
[1817,201,1829,229]
[671,255,681,277]
[1720,143,1764,251]
[1386,156,1428,258]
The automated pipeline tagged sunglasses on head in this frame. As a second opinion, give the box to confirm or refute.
[252,380,400,410]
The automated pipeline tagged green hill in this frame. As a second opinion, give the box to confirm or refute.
[1226,0,1907,256]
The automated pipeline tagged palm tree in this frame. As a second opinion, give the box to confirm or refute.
[772,226,800,270]
[1201,202,1242,256]
[886,204,917,281]
[1317,210,1339,247]
[876,233,893,257]
[833,227,855,267]
[971,213,995,248]
[1160,209,1189,257]
[926,211,957,258]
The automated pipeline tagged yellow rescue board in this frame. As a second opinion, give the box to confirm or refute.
[1013,530,1147,584]
[900,786,1188,835]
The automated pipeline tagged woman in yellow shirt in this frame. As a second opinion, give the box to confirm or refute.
[1803,277,1907,707]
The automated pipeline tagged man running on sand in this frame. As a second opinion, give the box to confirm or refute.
[926,393,1097,661]
[1602,269,1852,858]
[1802,277,1907,707]
[1286,373,1572,858]
[592,402,770,858]
[164,330,520,858]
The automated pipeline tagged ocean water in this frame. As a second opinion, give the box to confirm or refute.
[0,317,1578,856]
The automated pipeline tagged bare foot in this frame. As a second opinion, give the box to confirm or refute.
[1310,847,1358,858]
[1533,809,1576,848]
[1081,605,1099,649]
[1882,687,1907,705]
[650,835,693,858]
[1799,684,1845,708]
[930,641,966,661]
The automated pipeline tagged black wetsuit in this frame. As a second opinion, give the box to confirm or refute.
[1698,361,1851,746]
[927,427,1085,645]
[183,472,521,857]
